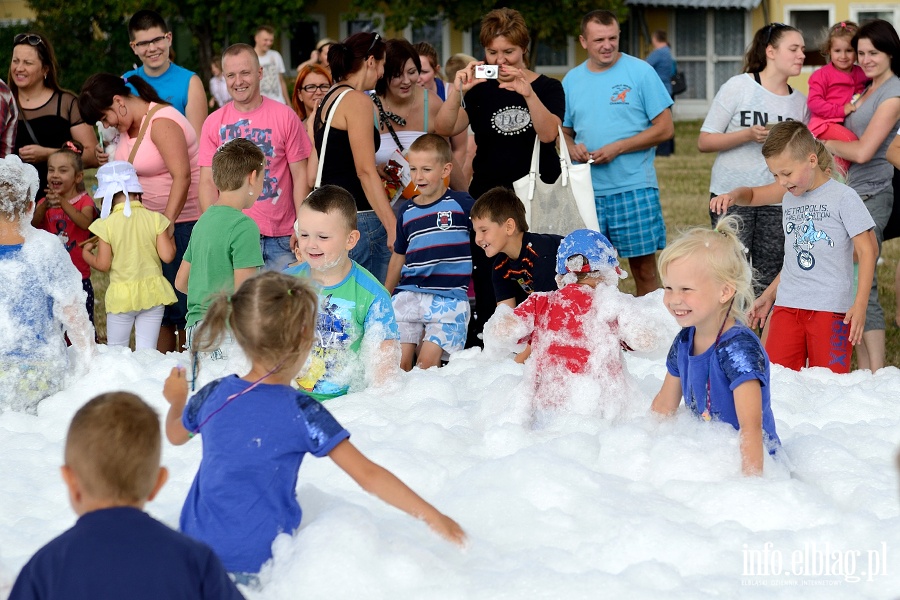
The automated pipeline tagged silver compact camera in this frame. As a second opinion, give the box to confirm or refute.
[475,64,498,79]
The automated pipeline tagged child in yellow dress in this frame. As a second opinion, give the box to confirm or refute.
[83,161,176,350]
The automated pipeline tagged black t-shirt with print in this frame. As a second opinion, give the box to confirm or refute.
[492,231,564,305]
[464,76,566,199]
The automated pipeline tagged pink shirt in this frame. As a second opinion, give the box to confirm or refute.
[115,104,201,223]
[807,63,868,137]
[199,97,311,237]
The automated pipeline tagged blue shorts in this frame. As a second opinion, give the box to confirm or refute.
[595,187,666,258]
[392,290,470,354]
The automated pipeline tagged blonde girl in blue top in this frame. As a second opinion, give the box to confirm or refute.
[82,161,175,349]
[651,216,780,476]
[162,271,465,579]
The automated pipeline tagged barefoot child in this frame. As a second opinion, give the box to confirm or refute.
[0,155,94,413]
[385,134,474,369]
[651,216,780,476]
[163,271,465,579]
[83,161,176,349]
[31,142,97,324]
[711,121,876,373]
[807,21,868,175]
[287,185,401,400]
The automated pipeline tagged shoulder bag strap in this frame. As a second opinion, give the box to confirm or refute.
[128,103,165,164]
[315,89,352,189]
[372,93,404,152]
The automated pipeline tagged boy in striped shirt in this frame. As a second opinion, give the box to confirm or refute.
[386,134,475,370]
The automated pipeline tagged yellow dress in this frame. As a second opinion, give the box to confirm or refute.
[89,201,176,313]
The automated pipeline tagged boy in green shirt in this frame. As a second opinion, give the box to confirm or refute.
[175,138,265,347]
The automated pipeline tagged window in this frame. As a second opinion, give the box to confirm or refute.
[341,16,379,38]
[287,19,323,71]
[406,18,449,64]
[785,6,833,67]
[850,5,900,27]
[673,8,747,101]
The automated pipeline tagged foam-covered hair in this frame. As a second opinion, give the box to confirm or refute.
[0,155,40,219]
[556,229,619,275]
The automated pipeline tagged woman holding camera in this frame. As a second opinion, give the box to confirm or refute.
[434,8,564,346]
[435,8,563,199]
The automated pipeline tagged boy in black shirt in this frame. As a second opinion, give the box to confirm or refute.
[471,187,563,308]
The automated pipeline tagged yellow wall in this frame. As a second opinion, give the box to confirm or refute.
[0,0,33,21]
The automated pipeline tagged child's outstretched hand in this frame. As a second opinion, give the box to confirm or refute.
[163,366,189,408]
[709,193,735,215]
[425,512,467,547]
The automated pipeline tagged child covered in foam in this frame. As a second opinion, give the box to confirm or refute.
[0,155,94,413]
[484,229,664,414]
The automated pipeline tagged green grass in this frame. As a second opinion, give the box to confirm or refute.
[87,121,900,364]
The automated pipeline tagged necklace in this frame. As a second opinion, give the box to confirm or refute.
[380,87,417,128]
[701,300,734,422]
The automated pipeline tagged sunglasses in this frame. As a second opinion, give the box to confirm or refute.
[14,33,43,46]
[366,32,382,57]
[764,23,790,45]
[301,83,330,93]
[132,34,169,50]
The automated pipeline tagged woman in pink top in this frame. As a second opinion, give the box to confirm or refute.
[79,73,201,353]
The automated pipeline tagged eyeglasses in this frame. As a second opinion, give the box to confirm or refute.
[764,23,790,45]
[132,34,169,50]
[301,84,330,93]
[13,33,43,46]
[366,32,382,57]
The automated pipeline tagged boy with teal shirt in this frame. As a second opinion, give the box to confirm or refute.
[285,185,399,401]
[175,139,264,332]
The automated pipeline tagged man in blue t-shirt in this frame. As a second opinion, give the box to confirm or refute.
[562,10,674,297]
[124,9,207,138]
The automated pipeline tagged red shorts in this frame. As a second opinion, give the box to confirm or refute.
[765,307,850,373]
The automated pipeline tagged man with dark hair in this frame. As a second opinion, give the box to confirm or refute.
[124,9,207,137]
[562,10,674,296]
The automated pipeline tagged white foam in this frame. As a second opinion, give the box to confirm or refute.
[0,305,898,598]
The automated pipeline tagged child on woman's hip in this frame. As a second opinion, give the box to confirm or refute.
[807,21,868,175]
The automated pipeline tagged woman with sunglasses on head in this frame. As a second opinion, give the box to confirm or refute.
[698,23,809,297]
[8,32,98,200]
[291,64,332,189]
[313,31,395,283]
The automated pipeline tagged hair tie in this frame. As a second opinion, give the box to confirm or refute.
[287,288,293,296]
[840,22,847,28]
[64,141,81,155]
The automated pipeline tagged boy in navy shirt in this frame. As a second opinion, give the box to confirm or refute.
[9,392,243,600]
[386,134,475,369]
[471,187,563,308]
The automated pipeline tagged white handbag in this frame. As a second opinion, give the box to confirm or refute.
[513,125,600,235]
